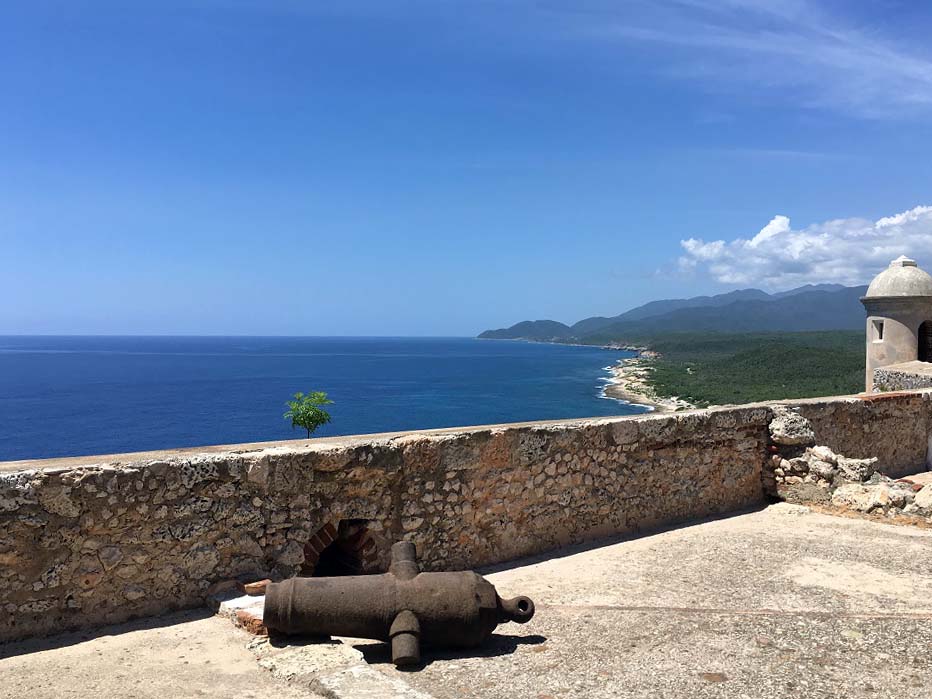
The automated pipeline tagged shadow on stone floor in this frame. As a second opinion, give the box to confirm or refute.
[352,632,548,670]
[476,503,769,576]
[0,608,214,660]
[267,632,335,649]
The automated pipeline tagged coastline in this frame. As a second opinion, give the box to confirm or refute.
[477,335,694,413]
[601,352,695,413]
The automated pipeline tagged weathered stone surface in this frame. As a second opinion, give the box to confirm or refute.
[2,389,932,644]
[915,485,932,510]
[37,486,81,518]
[808,460,837,481]
[832,484,873,511]
[766,435,926,520]
[7,508,932,699]
[884,485,913,509]
[822,477,925,517]
[807,445,838,464]
[0,405,774,643]
[764,414,838,498]
[874,363,932,392]
[768,407,815,446]
[243,579,271,596]
[867,485,894,511]
[793,392,932,478]
[778,481,831,505]
[611,420,639,445]
[763,396,932,521]
[783,458,810,476]
[0,471,39,512]
[836,456,878,482]
[235,609,267,636]
[206,579,242,599]
[772,435,926,519]
[98,546,124,571]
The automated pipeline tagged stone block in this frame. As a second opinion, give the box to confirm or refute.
[769,408,815,446]
[832,484,872,511]
[915,485,932,510]
[611,420,639,445]
[243,579,270,596]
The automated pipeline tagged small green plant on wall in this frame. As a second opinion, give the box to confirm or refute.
[284,391,333,438]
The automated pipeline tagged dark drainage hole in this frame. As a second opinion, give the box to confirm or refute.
[313,539,363,577]
[303,518,376,577]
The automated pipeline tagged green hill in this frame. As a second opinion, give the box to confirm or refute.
[478,320,572,340]
[626,331,863,407]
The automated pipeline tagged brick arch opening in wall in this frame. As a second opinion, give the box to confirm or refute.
[301,519,381,577]
[920,321,932,362]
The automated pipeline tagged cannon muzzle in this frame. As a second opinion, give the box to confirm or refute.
[263,541,535,666]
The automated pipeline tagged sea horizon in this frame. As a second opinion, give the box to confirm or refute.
[0,335,645,462]
[0,333,479,339]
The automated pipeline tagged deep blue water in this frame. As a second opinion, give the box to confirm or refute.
[0,336,644,461]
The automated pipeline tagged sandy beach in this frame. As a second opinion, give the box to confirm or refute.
[602,353,695,413]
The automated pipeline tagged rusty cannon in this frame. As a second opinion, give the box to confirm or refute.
[263,540,535,666]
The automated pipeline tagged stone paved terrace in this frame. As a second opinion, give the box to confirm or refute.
[3,503,931,699]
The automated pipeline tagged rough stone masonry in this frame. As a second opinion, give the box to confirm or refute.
[2,390,931,643]
[765,404,932,520]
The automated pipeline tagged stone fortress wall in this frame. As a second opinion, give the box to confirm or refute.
[873,363,932,393]
[2,390,931,643]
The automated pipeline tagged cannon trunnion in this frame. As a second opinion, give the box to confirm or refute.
[263,541,535,666]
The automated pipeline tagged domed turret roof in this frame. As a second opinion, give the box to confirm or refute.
[865,256,932,298]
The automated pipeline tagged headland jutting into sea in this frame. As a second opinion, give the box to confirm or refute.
[601,351,695,413]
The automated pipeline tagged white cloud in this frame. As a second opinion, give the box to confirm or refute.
[556,0,932,118]
[748,215,790,248]
[679,205,932,289]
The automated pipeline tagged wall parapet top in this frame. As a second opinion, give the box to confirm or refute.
[7,389,932,474]
[3,387,931,643]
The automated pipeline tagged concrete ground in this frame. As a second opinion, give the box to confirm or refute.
[3,504,932,698]
[373,504,932,699]
[0,610,326,699]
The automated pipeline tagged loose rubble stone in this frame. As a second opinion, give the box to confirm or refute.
[808,460,837,481]
[832,484,873,512]
[764,407,931,522]
[807,445,838,464]
[244,579,271,596]
[885,485,913,508]
[915,485,932,510]
[866,486,892,511]
[836,456,878,483]
[235,609,267,636]
[769,407,816,446]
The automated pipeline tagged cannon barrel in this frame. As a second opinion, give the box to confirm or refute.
[263,541,534,666]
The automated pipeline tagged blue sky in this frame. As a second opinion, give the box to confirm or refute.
[5,1,932,335]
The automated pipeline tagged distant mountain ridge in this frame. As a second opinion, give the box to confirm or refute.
[569,288,771,337]
[478,284,868,342]
[480,320,573,340]
[771,283,847,299]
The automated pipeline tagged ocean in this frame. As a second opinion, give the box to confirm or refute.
[0,336,644,462]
